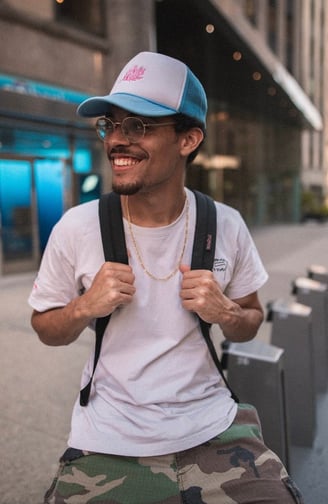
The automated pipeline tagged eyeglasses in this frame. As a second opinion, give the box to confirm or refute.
[95,116,176,143]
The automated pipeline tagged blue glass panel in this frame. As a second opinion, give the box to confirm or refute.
[34,159,64,252]
[73,149,92,173]
[0,160,32,259]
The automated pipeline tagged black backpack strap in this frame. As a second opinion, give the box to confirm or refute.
[80,192,127,406]
[191,190,239,403]
[98,192,128,265]
[80,190,238,406]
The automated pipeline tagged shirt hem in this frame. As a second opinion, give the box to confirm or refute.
[68,402,238,457]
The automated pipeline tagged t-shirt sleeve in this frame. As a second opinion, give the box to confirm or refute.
[223,215,268,300]
[28,219,80,312]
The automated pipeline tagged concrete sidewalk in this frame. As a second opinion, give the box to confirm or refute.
[254,222,328,504]
[1,221,328,503]
[0,273,93,504]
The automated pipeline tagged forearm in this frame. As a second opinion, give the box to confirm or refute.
[31,262,136,346]
[216,297,264,342]
[31,295,93,346]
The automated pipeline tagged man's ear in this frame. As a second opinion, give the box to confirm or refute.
[180,128,204,157]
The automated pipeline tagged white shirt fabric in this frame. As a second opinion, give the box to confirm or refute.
[28,188,268,456]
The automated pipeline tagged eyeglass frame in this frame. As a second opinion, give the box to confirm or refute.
[95,116,177,143]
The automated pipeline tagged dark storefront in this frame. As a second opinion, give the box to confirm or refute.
[156,0,317,226]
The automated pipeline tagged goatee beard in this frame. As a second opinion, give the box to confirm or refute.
[112,182,142,196]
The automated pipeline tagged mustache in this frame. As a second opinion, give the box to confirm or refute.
[110,147,131,155]
[107,147,146,161]
[108,147,141,156]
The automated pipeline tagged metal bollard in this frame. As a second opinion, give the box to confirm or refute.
[223,339,289,470]
[268,299,316,446]
[292,277,328,393]
[308,264,328,284]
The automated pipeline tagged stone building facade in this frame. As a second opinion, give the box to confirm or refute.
[0,0,324,273]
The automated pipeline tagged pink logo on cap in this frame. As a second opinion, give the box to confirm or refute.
[122,65,146,82]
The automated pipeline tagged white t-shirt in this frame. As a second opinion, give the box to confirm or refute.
[28,188,268,456]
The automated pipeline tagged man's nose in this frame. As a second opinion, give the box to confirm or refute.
[107,123,130,145]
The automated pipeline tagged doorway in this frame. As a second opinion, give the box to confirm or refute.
[0,156,67,274]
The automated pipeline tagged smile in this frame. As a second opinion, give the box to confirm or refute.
[112,157,140,167]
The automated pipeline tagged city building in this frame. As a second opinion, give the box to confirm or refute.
[0,0,325,274]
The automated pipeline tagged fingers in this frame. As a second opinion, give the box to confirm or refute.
[98,261,135,287]
[180,267,214,291]
[83,262,136,319]
[180,267,223,323]
[179,264,191,274]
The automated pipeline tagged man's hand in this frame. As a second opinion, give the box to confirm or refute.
[179,264,228,324]
[80,262,135,319]
[31,262,135,346]
[179,264,264,342]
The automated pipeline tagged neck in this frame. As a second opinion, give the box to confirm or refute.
[122,189,187,227]
[125,190,190,281]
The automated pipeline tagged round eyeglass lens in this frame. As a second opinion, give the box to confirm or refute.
[96,118,113,141]
[122,117,145,142]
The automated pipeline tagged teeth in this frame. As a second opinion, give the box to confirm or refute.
[113,158,139,167]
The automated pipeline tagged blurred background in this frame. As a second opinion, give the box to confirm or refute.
[2,2,328,503]
[0,0,327,276]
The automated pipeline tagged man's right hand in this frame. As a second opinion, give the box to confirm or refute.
[81,262,136,319]
[31,262,135,346]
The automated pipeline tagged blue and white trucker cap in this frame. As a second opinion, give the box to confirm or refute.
[77,51,207,127]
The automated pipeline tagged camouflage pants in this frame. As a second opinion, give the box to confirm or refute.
[44,403,303,504]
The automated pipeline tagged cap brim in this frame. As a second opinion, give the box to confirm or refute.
[77,93,177,118]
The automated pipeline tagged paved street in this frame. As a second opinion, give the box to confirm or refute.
[1,221,328,503]
[252,222,328,504]
[0,273,93,504]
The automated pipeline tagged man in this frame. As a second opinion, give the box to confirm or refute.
[29,52,303,503]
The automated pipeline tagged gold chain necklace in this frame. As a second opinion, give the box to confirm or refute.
[125,194,189,281]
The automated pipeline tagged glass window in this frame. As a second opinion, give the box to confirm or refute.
[54,0,106,37]
[0,160,33,261]
[268,0,277,53]
[286,0,294,73]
